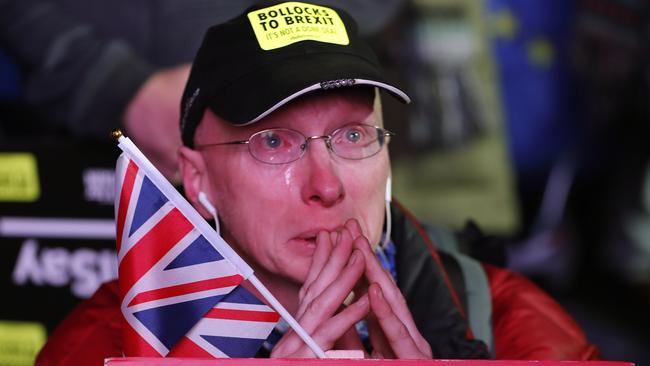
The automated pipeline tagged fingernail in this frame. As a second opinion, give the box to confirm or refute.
[348,251,359,265]
[356,294,369,307]
[371,283,383,299]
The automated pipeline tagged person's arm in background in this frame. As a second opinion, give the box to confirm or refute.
[0,0,186,180]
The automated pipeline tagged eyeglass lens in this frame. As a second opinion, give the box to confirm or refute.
[247,124,387,164]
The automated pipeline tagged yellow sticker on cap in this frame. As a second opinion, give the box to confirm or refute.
[248,2,349,50]
[0,153,40,202]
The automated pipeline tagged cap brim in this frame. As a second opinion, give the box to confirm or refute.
[207,50,410,125]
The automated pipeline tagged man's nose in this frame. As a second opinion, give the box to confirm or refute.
[300,139,345,207]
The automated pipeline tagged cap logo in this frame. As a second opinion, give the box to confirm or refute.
[320,78,355,89]
[247,2,349,51]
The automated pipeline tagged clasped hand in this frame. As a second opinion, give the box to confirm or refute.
[271,219,432,359]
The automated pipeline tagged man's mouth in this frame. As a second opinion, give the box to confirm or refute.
[295,234,317,246]
[286,236,318,256]
[293,227,341,247]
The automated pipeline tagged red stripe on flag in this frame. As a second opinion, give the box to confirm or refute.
[127,274,244,307]
[122,316,162,357]
[116,160,138,253]
[119,208,194,298]
[205,308,280,323]
[168,336,214,358]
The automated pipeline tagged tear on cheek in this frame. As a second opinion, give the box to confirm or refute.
[283,166,296,187]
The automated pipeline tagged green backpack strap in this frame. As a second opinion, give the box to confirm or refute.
[424,225,494,354]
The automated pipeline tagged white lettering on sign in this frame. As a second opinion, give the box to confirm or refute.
[83,168,115,204]
[11,239,117,298]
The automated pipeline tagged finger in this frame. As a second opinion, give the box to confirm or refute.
[353,235,401,301]
[369,284,431,359]
[298,249,364,320]
[330,230,340,247]
[300,231,333,301]
[366,308,394,358]
[371,349,386,358]
[271,296,370,358]
[353,236,408,319]
[334,325,366,354]
[278,253,367,356]
[352,271,370,306]
[270,328,308,358]
[302,296,370,357]
[355,236,430,353]
[344,218,363,240]
[299,227,355,309]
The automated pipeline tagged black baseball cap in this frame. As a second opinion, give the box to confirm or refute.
[180,0,410,147]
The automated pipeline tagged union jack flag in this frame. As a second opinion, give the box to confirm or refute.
[114,151,279,358]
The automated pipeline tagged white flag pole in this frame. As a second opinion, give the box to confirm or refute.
[249,275,326,359]
[113,130,327,359]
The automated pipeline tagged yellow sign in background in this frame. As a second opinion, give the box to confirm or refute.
[0,321,46,366]
[0,153,40,202]
[247,2,349,50]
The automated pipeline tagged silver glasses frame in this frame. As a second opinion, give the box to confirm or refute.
[195,123,395,165]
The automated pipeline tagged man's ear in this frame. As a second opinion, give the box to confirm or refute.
[178,146,212,219]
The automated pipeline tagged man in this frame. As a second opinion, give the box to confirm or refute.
[180,84,433,358]
[174,1,470,358]
[36,1,599,364]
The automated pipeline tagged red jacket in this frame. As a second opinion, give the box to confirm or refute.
[36,205,600,364]
[35,266,599,365]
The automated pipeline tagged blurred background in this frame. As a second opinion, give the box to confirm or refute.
[1,0,649,365]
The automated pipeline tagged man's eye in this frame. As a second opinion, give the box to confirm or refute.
[263,134,283,148]
[345,129,362,143]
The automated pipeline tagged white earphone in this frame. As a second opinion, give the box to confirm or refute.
[198,191,220,235]
[382,175,392,249]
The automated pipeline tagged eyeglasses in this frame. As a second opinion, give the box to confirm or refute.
[195,123,394,165]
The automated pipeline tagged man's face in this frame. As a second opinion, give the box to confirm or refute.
[191,89,389,286]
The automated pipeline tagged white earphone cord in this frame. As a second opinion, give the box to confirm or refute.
[381,175,392,249]
[381,199,391,249]
[198,192,220,235]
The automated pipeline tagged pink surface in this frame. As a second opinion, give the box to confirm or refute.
[105,358,634,366]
